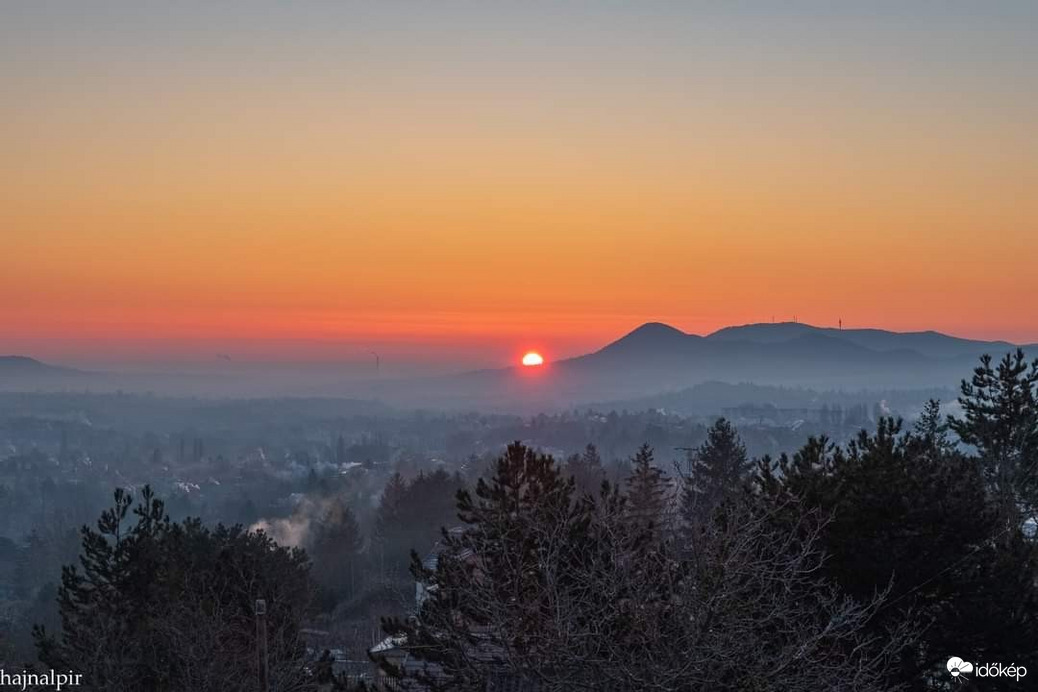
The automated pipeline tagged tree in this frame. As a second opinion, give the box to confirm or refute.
[682,417,749,525]
[379,441,577,690]
[756,416,1038,690]
[372,469,463,589]
[373,472,409,584]
[564,443,605,496]
[913,398,954,458]
[376,442,906,691]
[309,498,364,604]
[949,349,1038,522]
[34,486,314,692]
[624,443,669,528]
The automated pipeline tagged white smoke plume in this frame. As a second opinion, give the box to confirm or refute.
[250,494,340,548]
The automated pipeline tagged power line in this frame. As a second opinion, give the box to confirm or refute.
[878,521,1021,614]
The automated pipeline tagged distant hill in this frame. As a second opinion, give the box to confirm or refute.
[382,321,1035,411]
[595,322,697,356]
[561,321,1035,400]
[4,323,1035,410]
[706,322,1021,360]
[0,356,80,378]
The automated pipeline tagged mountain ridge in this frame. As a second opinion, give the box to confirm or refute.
[0,355,80,376]
[3,323,1035,408]
[473,320,1038,410]
[590,321,1029,362]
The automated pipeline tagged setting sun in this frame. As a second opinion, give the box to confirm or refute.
[521,352,545,367]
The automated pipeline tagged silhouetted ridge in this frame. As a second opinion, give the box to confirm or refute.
[706,322,1017,359]
[597,322,693,354]
[624,322,687,339]
[708,322,817,343]
[0,356,79,376]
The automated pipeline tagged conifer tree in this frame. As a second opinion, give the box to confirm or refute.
[379,441,580,689]
[913,398,954,455]
[373,471,408,583]
[371,469,463,587]
[683,418,749,525]
[756,417,1038,689]
[377,442,906,691]
[624,443,669,527]
[34,486,313,692]
[308,498,363,602]
[949,349,1038,521]
[564,443,605,496]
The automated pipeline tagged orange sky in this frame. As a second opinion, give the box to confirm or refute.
[2,3,1037,367]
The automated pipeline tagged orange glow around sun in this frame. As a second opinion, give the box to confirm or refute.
[522,352,545,367]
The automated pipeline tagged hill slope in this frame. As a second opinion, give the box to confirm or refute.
[0,356,80,377]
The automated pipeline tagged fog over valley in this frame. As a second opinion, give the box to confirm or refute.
[3,321,1030,411]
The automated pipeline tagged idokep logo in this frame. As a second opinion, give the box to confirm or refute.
[947,656,1028,684]
[947,657,974,682]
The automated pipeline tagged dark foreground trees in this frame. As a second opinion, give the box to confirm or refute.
[34,486,314,692]
[949,349,1038,523]
[756,411,1038,690]
[374,353,1038,691]
[375,442,907,691]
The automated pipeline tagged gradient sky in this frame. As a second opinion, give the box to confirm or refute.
[2,2,1036,369]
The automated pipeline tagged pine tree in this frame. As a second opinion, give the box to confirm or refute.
[564,443,605,495]
[913,398,955,458]
[756,417,1038,689]
[378,441,580,689]
[33,486,313,691]
[373,472,408,583]
[624,443,669,527]
[308,498,363,602]
[376,472,408,529]
[372,470,464,587]
[377,442,907,691]
[949,349,1038,521]
[683,417,749,525]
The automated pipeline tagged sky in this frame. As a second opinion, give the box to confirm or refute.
[2,1,1036,370]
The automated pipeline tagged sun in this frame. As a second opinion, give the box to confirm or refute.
[521,351,545,367]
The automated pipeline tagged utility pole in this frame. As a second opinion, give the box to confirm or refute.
[256,599,269,692]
